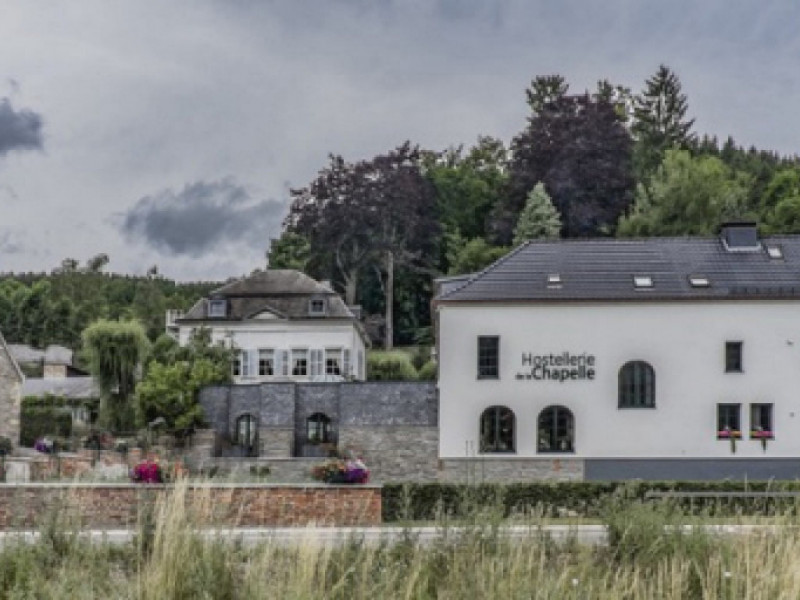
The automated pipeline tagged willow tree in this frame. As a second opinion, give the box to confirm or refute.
[82,319,150,432]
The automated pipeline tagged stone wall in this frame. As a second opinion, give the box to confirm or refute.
[0,483,381,528]
[438,458,584,483]
[199,382,439,482]
[339,426,440,483]
[0,341,21,445]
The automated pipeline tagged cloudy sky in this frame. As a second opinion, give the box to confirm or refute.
[1,1,798,280]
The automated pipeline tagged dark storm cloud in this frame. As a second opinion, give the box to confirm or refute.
[0,98,43,157]
[120,179,285,256]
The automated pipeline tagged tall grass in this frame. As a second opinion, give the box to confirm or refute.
[1,481,800,598]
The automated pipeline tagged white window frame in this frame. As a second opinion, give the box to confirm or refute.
[291,348,309,377]
[258,348,275,377]
[325,348,343,376]
[309,297,327,316]
[208,299,227,318]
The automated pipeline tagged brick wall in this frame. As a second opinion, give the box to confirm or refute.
[0,483,381,529]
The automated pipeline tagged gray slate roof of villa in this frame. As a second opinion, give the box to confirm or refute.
[22,377,99,400]
[437,232,800,303]
[179,269,356,321]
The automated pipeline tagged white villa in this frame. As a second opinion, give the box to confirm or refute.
[169,270,369,383]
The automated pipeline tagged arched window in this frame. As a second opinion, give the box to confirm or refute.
[480,406,515,453]
[235,413,258,456]
[537,406,574,453]
[307,412,333,444]
[618,361,656,408]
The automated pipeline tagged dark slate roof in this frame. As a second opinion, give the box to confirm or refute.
[437,235,800,303]
[22,377,99,399]
[179,269,356,321]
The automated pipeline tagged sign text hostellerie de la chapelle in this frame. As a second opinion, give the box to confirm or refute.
[516,352,596,382]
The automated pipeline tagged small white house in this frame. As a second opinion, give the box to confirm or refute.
[435,223,800,480]
[172,270,369,383]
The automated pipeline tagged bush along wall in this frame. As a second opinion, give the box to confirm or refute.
[381,481,800,522]
[20,396,74,447]
[366,351,418,381]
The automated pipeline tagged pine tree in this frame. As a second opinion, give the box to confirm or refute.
[512,183,562,245]
[632,65,695,181]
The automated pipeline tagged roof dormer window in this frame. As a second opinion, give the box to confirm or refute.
[309,297,327,316]
[689,275,710,288]
[633,275,653,289]
[208,299,227,318]
[720,222,761,252]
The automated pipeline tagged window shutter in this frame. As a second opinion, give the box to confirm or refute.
[310,349,323,376]
[310,350,318,377]
[274,349,282,377]
[281,350,289,376]
[343,349,351,377]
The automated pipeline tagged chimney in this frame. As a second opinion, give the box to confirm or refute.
[720,221,760,252]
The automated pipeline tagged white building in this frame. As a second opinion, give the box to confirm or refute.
[436,223,800,480]
[173,270,369,383]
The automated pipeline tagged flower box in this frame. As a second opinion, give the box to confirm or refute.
[717,430,742,439]
[751,430,774,439]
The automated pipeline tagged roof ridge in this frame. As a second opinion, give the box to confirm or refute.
[438,240,533,301]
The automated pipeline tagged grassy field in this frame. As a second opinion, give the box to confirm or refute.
[2,483,800,598]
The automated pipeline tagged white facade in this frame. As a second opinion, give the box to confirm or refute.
[172,270,368,384]
[176,317,367,383]
[439,300,800,459]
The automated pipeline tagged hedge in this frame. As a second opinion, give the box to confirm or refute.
[381,481,800,522]
[367,351,418,381]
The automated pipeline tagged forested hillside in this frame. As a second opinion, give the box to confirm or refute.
[0,256,220,350]
[3,65,800,351]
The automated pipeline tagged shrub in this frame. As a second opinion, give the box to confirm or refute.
[417,360,437,381]
[20,395,74,447]
[381,481,800,522]
[367,351,418,381]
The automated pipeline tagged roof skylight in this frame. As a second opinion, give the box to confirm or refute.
[633,276,653,289]
[547,274,562,285]
[766,245,783,259]
[689,275,710,288]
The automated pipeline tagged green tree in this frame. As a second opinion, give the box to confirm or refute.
[632,65,695,182]
[137,328,232,438]
[618,149,753,237]
[266,232,311,271]
[761,168,800,219]
[767,196,800,233]
[447,234,509,276]
[512,182,562,245]
[425,136,509,243]
[82,319,150,432]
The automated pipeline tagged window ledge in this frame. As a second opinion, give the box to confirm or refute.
[477,375,500,380]
[617,405,657,410]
